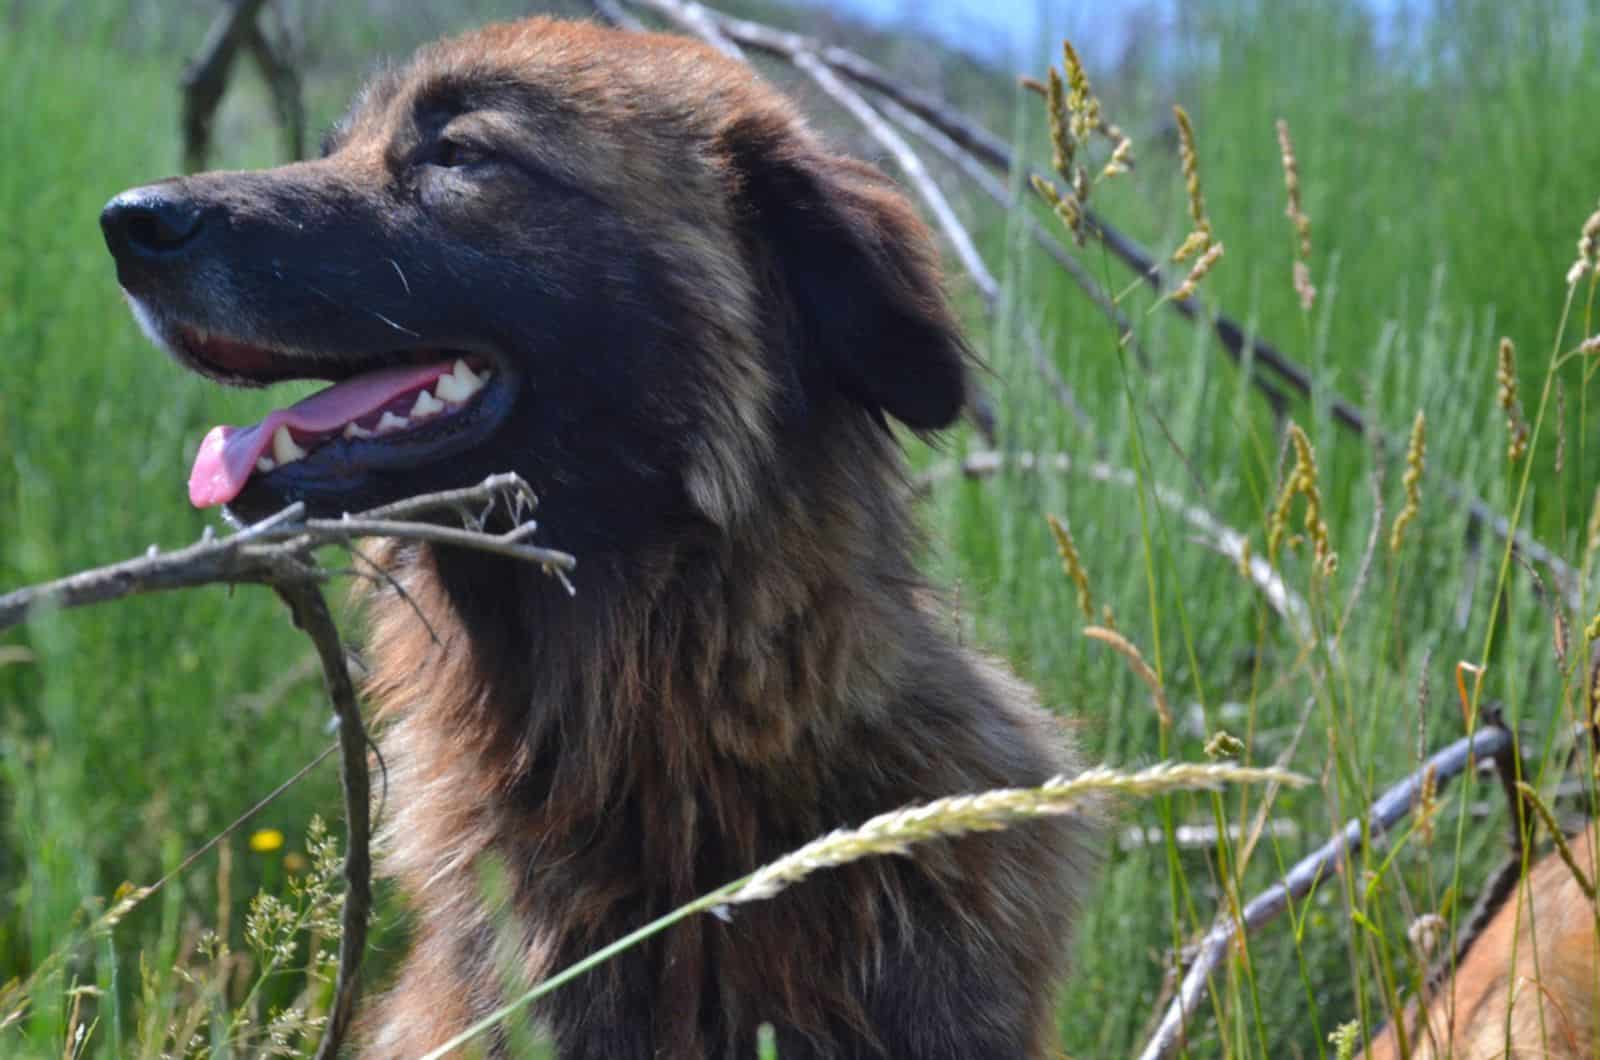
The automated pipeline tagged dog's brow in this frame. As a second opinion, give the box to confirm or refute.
[409,72,558,129]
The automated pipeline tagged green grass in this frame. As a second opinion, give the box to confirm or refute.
[4,0,1600,1056]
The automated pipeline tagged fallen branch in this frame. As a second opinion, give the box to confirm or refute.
[1137,723,1515,1060]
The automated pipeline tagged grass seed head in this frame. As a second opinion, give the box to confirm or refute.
[1204,730,1244,759]
[1293,260,1317,313]
[1568,198,1600,286]
[1173,241,1224,301]
[1103,133,1134,178]
[1389,410,1425,553]
[1268,423,1336,575]
[1046,513,1095,620]
[1415,763,1439,843]
[1172,105,1214,263]
[1496,336,1529,463]
[1061,40,1100,143]
[731,762,1303,904]
[1084,625,1171,729]
[1276,119,1313,258]
[1046,68,1074,178]
[1275,120,1315,309]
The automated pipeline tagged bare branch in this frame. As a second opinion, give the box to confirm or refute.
[271,584,369,1060]
[0,474,573,633]
[625,0,743,59]
[180,0,270,172]
[1137,724,1515,1060]
[242,15,305,162]
[796,50,996,304]
[294,518,571,568]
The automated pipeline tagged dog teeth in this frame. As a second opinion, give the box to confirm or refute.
[272,424,308,464]
[410,388,445,419]
[436,360,487,404]
[256,456,277,473]
[376,411,410,434]
[434,374,470,403]
[428,377,467,403]
[343,422,375,440]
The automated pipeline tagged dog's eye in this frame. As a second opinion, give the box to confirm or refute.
[431,139,492,169]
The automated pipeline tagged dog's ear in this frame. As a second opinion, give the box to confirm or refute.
[728,121,971,431]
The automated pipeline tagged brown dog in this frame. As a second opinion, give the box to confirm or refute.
[1360,823,1600,1059]
[102,18,1091,1057]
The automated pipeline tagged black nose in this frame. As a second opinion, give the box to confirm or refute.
[101,188,205,261]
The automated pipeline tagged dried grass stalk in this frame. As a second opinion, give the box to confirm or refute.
[734,762,1303,903]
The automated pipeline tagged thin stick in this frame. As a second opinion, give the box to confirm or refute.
[0,474,572,632]
[1137,725,1513,1060]
[630,0,742,59]
[790,49,997,304]
[271,585,370,1060]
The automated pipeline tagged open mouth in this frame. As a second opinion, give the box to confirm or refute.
[178,327,510,509]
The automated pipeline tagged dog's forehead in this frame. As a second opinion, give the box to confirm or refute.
[359,20,755,133]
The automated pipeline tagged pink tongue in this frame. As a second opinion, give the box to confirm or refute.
[188,361,453,508]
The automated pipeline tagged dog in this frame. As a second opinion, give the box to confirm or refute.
[102,17,1091,1057]
[1358,820,1600,1059]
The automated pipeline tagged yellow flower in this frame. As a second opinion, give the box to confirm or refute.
[249,828,285,854]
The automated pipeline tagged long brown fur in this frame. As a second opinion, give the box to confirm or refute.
[1360,823,1600,1059]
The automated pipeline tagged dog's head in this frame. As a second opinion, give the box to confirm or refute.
[102,19,970,546]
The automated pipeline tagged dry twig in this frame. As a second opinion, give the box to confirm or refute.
[0,474,572,631]
[1137,724,1514,1060]
[271,583,370,1059]
[180,0,304,171]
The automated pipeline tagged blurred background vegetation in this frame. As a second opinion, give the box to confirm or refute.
[4,0,1600,1054]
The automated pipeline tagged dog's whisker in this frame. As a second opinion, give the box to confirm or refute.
[369,309,420,338]
[386,258,412,296]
